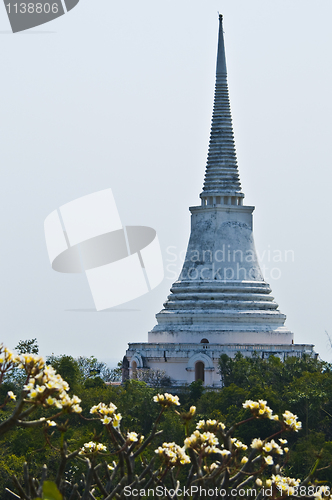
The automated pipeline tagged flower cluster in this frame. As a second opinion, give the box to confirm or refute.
[0,345,16,367]
[18,353,45,375]
[249,438,289,466]
[155,442,190,466]
[184,430,230,457]
[283,410,302,432]
[203,462,219,474]
[271,474,301,495]
[231,438,248,451]
[242,399,278,420]
[23,362,82,413]
[78,441,107,455]
[196,419,226,432]
[264,439,284,455]
[153,393,180,408]
[90,402,122,429]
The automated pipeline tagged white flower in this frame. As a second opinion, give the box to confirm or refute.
[71,404,82,413]
[112,413,122,429]
[127,432,139,442]
[101,417,112,425]
[7,391,16,401]
[96,443,107,452]
[283,411,302,432]
[264,455,274,465]
[101,416,112,425]
[155,442,190,465]
[189,406,196,416]
[251,438,263,449]
[153,393,180,407]
[218,449,231,457]
[263,442,273,453]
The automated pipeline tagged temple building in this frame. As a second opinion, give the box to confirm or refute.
[124,15,315,387]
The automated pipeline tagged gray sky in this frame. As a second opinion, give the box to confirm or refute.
[1,0,332,366]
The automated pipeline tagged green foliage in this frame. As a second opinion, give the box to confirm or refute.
[83,376,105,389]
[40,481,63,500]
[2,344,332,497]
[0,453,25,494]
[15,339,39,355]
[47,355,80,390]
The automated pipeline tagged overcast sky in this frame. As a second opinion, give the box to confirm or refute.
[1,0,332,366]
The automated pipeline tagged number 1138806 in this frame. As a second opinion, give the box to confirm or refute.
[6,2,59,13]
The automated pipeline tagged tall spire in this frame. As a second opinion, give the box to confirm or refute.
[201,15,243,205]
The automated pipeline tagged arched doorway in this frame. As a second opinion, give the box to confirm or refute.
[131,361,137,379]
[195,361,205,382]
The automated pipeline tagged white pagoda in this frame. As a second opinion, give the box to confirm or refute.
[124,15,315,387]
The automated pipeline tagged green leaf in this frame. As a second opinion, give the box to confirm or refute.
[42,481,62,500]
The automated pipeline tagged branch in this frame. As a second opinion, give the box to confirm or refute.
[5,489,21,500]
[133,430,163,458]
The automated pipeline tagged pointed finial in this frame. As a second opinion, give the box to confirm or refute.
[216,14,227,76]
[200,14,244,204]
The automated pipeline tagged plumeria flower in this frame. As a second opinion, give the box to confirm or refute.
[218,449,231,457]
[264,455,274,465]
[7,391,16,401]
[283,411,302,432]
[263,442,273,453]
[101,416,112,425]
[96,443,107,451]
[71,404,82,413]
[112,413,122,429]
[203,463,218,473]
[153,393,180,407]
[233,439,247,450]
[251,438,263,449]
[79,441,107,455]
[155,442,190,466]
[243,399,278,420]
[127,432,139,442]
[271,474,301,495]
[189,406,196,416]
